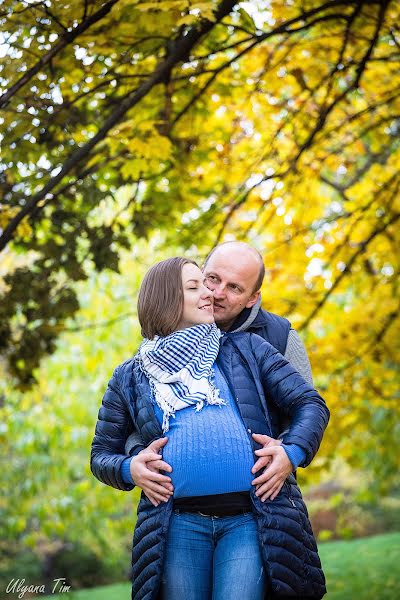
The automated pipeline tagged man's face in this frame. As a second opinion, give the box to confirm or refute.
[203,248,260,331]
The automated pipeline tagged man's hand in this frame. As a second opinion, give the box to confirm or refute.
[130,437,174,507]
[251,433,292,502]
[251,433,282,471]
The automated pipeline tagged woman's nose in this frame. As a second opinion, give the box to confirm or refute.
[201,285,213,298]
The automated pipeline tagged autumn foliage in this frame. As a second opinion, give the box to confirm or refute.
[0,0,399,570]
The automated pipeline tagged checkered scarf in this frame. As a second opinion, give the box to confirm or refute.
[138,323,224,432]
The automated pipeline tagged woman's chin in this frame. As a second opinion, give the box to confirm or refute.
[200,316,215,325]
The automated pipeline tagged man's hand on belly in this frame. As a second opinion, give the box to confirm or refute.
[131,437,174,507]
[251,433,291,502]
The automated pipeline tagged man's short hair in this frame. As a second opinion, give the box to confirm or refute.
[203,241,265,293]
[138,257,198,339]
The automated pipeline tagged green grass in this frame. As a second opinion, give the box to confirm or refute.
[47,532,399,600]
[319,531,400,599]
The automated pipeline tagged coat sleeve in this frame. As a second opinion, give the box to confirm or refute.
[90,364,136,491]
[250,334,330,467]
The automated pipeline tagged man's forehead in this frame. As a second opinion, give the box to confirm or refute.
[203,251,259,286]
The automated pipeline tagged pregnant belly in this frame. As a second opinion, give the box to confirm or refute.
[161,419,255,499]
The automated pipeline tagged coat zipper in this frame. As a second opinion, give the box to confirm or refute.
[215,357,254,446]
[284,480,296,506]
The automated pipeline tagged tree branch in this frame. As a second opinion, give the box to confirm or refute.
[299,210,400,330]
[0,0,120,109]
[0,0,237,252]
[294,0,390,162]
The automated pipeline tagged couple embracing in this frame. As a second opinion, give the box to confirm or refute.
[91,241,330,600]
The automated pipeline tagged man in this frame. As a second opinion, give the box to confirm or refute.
[125,241,314,506]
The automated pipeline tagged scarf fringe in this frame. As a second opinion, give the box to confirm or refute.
[137,325,223,433]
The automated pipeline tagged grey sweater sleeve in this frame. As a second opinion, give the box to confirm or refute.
[284,329,313,386]
[125,430,145,456]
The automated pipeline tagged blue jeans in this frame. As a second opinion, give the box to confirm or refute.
[160,510,266,600]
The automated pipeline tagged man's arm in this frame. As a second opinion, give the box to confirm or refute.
[125,430,145,456]
[249,334,329,500]
[279,328,313,437]
[284,328,313,386]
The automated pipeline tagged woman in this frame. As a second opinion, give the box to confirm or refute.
[90,257,329,600]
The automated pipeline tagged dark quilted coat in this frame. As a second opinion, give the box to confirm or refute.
[90,332,330,599]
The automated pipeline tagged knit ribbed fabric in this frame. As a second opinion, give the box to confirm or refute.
[282,443,306,470]
[120,441,306,485]
[285,329,313,386]
[120,362,307,487]
[121,456,134,483]
[146,362,254,498]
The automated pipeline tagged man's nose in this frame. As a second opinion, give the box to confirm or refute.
[211,282,225,298]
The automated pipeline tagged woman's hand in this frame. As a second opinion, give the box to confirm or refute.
[130,437,174,507]
[251,433,292,502]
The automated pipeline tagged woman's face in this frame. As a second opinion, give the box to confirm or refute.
[176,263,214,330]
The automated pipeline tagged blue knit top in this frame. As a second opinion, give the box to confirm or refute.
[121,363,305,491]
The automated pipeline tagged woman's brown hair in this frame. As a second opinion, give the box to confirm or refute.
[137,257,198,339]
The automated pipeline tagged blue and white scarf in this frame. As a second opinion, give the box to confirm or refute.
[138,323,224,432]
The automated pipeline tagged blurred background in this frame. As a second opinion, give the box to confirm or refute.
[1,1,399,598]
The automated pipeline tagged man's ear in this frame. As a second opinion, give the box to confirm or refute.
[245,290,260,309]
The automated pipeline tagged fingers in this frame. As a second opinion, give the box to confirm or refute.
[159,482,174,492]
[254,446,279,457]
[145,466,173,491]
[135,452,173,473]
[270,481,285,501]
[145,491,170,507]
[252,442,284,474]
[138,443,173,474]
[147,459,173,473]
[140,470,172,484]
[146,495,159,507]
[147,437,169,452]
[252,433,274,445]
[137,451,165,463]
[131,459,174,487]
[251,456,272,473]
[140,478,174,503]
[261,478,284,502]
[255,474,280,499]
[131,439,175,503]
[251,453,285,486]
[252,433,282,447]
[145,480,174,497]
[252,471,271,486]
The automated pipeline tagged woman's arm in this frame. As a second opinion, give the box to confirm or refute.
[90,365,136,491]
[90,365,174,504]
